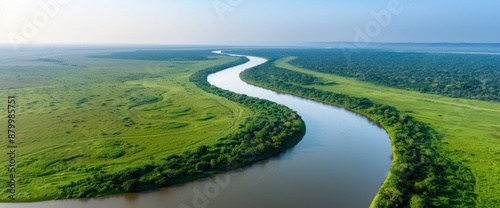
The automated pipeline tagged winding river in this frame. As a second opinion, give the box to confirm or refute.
[1,52,391,208]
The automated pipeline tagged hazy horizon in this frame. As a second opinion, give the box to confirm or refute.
[1,0,499,47]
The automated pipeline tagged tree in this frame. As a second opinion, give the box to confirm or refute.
[196,145,208,155]
[122,179,139,192]
[195,161,210,171]
[410,195,426,208]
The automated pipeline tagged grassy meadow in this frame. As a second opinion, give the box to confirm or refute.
[0,51,253,201]
[275,57,500,207]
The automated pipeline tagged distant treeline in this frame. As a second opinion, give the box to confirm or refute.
[88,50,214,61]
[58,57,306,198]
[241,61,476,207]
[251,58,335,86]
[234,49,500,101]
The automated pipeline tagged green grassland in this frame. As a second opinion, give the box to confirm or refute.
[0,52,253,201]
[275,57,500,207]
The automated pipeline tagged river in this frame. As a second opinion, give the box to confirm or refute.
[1,52,391,208]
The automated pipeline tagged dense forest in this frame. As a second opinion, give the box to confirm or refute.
[249,58,335,86]
[88,50,215,61]
[241,61,476,207]
[58,57,306,198]
[234,49,500,101]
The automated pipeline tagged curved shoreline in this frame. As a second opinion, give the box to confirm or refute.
[234,67,395,205]
[241,76,395,207]
[237,54,477,207]
[218,52,392,206]
[55,55,307,200]
[210,51,392,206]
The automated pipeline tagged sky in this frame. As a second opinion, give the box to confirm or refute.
[0,0,499,45]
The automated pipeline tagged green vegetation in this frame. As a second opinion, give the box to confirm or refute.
[272,56,500,207]
[0,50,304,201]
[234,48,500,206]
[88,50,214,61]
[59,57,305,198]
[237,50,500,207]
[246,60,335,86]
[241,61,476,207]
[235,49,500,101]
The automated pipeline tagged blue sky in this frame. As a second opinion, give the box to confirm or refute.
[0,0,498,45]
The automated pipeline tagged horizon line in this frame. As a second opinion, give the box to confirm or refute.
[2,41,500,47]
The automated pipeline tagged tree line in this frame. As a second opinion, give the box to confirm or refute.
[290,49,500,101]
[232,48,500,101]
[241,61,476,208]
[88,50,215,61]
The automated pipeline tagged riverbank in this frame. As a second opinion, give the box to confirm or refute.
[211,53,392,207]
[240,58,476,207]
[273,56,499,207]
[56,56,307,200]
[1,50,391,207]
[0,52,261,202]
